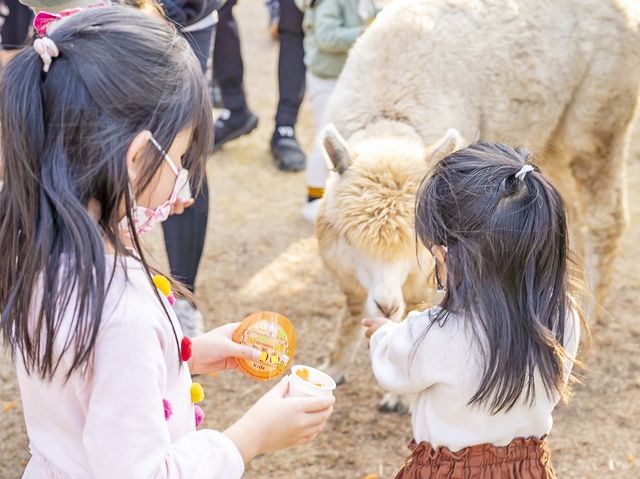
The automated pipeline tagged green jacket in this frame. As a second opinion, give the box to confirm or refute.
[296,0,379,79]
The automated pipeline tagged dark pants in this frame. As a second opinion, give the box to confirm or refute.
[0,0,32,50]
[162,25,215,292]
[276,0,305,127]
[213,0,305,127]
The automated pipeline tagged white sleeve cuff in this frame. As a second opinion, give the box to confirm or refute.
[203,430,245,478]
[370,321,399,352]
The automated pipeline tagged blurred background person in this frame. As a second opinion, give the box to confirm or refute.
[0,0,33,68]
[212,0,307,172]
[161,0,223,336]
[297,0,378,222]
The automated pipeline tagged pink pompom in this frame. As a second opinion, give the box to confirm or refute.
[194,405,205,428]
[167,292,176,306]
[163,399,172,421]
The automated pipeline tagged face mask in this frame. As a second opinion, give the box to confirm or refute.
[119,136,191,237]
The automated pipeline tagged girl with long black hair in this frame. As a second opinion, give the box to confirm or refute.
[0,7,333,477]
[364,142,587,479]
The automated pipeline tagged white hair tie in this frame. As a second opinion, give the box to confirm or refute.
[33,37,60,73]
[514,164,535,181]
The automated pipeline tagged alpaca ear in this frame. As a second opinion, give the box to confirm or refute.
[426,128,464,164]
[322,124,352,174]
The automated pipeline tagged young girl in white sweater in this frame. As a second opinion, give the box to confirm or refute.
[364,142,585,478]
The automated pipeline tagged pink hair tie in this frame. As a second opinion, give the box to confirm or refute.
[33,37,59,73]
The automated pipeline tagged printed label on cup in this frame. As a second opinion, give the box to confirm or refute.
[232,312,296,381]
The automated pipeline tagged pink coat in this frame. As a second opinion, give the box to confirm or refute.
[16,257,244,478]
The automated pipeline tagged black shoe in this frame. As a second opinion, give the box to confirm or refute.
[213,109,259,151]
[271,126,306,172]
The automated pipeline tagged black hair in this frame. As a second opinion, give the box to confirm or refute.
[416,141,586,413]
[0,6,213,380]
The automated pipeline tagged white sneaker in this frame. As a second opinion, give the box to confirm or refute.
[173,299,204,337]
[302,199,321,223]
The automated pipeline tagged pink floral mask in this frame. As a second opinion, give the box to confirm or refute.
[119,136,190,237]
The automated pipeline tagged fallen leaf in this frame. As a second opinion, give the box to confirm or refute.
[2,401,16,413]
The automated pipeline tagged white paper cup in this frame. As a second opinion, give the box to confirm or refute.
[287,365,337,398]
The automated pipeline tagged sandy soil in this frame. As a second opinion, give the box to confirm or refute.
[1,3,639,478]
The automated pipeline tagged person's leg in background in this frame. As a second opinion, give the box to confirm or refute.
[163,24,215,337]
[212,0,258,149]
[271,0,306,172]
[0,0,33,67]
[302,72,337,222]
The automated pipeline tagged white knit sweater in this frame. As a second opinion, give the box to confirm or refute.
[369,307,579,452]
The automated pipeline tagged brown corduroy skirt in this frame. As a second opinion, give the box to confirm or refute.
[394,436,556,479]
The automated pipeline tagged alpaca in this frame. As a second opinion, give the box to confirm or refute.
[317,123,462,412]
[316,0,640,412]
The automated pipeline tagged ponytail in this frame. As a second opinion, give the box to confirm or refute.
[0,49,48,326]
[415,141,586,413]
[0,46,108,379]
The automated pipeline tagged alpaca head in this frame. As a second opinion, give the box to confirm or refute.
[320,124,463,320]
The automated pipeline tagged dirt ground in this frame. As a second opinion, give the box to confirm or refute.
[1,3,639,478]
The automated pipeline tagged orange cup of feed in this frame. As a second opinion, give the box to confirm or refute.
[288,365,337,398]
[232,311,295,381]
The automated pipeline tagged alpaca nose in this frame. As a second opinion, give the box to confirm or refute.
[375,300,400,318]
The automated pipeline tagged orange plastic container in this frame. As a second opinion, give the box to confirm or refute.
[232,311,296,381]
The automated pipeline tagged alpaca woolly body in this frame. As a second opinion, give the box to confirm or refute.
[327,0,640,151]
[316,0,640,410]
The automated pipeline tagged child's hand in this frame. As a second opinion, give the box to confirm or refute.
[169,197,194,216]
[224,378,335,464]
[188,323,261,375]
[362,317,392,338]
